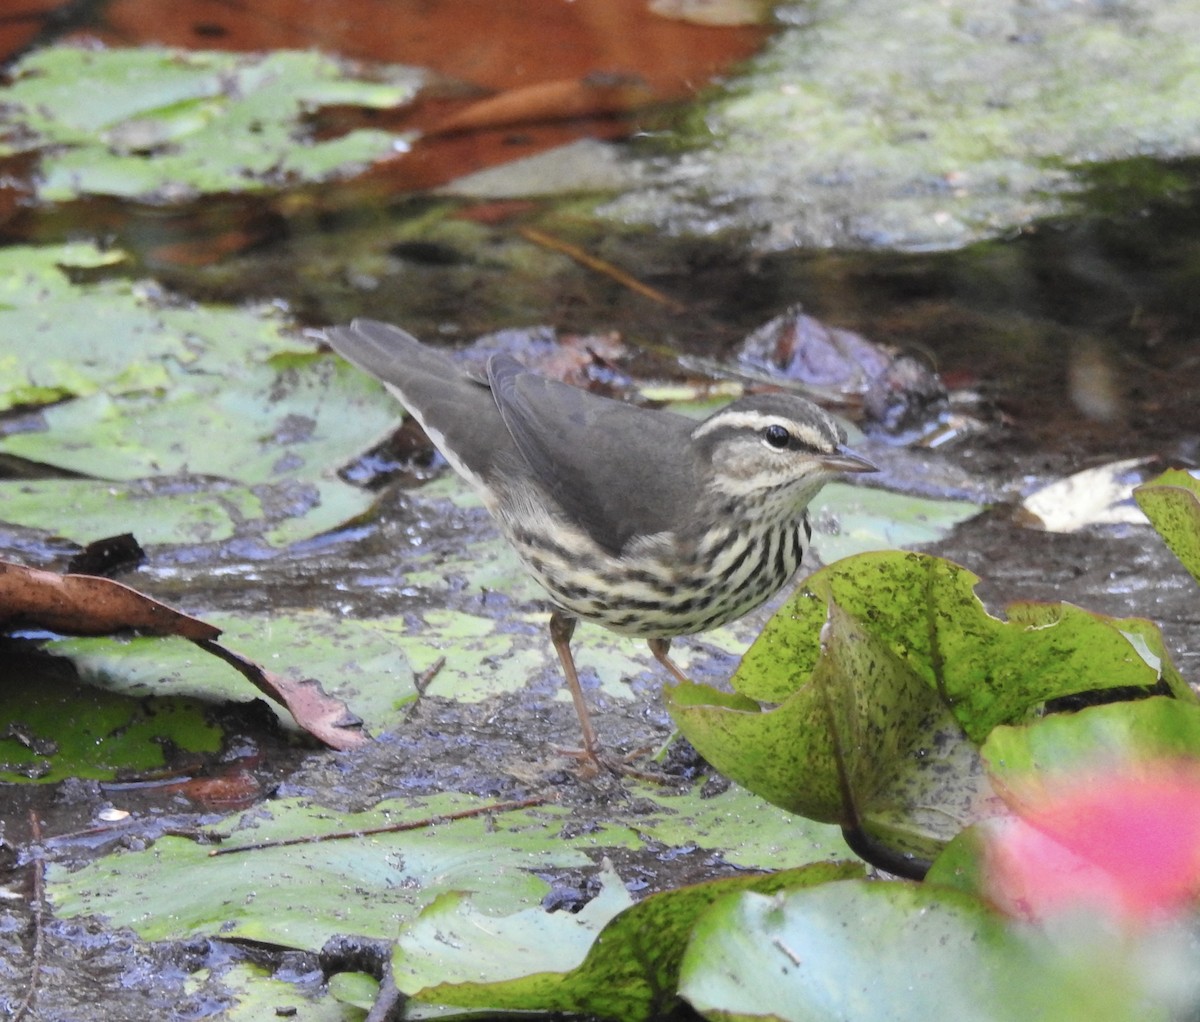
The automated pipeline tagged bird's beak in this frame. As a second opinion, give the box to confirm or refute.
[820,447,877,474]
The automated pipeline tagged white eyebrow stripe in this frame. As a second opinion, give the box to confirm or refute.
[691,411,788,437]
[691,411,835,451]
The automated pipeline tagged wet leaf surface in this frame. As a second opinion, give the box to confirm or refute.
[0,647,223,783]
[401,861,863,1022]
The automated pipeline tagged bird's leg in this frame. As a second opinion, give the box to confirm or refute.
[548,611,604,768]
[549,612,666,782]
[647,637,691,686]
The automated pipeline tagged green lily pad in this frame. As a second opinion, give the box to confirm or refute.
[2,45,421,202]
[49,610,418,732]
[667,551,1185,860]
[0,650,222,783]
[982,697,1200,802]
[0,246,401,546]
[393,862,636,996]
[202,962,352,1022]
[736,552,1175,735]
[49,794,589,950]
[677,880,1170,1022]
[634,783,853,868]
[809,482,982,563]
[1135,468,1200,587]
[0,244,307,413]
[2,353,395,485]
[405,861,862,1022]
[669,601,995,862]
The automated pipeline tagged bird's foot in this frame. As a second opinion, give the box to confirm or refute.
[554,743,668,784]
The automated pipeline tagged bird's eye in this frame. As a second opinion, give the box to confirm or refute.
[762,424,791,450]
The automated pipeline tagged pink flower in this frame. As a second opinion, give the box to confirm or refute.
[983,762,1200,924]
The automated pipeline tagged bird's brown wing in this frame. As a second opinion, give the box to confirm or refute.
[487,354,701,556]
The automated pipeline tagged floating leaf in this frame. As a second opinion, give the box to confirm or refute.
[49,795,587,950]
[670,601,994,863]
[677,880,1177,1022]
[735,552,1170,738]
[2,46,421,202]
[982,697,1200,805]
[0,649,223,783]
[406,861,862,1022]
[1134,468,1200,586]
[933,699,1200,923]
[669,552,1181,863]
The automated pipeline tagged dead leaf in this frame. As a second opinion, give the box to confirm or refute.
[0,559,369,750]
[0,560,220,641]
[197,638,369,751]
[425,74,655,137]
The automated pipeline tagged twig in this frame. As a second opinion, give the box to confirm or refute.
[517,226,687,313]
[209,794,552,856]
[13,811,45,1022]
[412,656,445,696]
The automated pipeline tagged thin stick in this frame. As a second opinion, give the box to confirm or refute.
[208,795,552,856]
[13,811,45,1022]
[518,226,687,313]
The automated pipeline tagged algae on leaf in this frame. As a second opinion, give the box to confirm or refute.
[1,45,422,202]
[0,243,400,547]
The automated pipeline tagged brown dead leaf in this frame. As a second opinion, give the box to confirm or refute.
[425,74,655,137]
[0,560,220,641]
[197,638,369,751]
[0,559,368,750]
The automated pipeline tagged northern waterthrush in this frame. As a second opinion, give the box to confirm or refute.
[326,319,875,774]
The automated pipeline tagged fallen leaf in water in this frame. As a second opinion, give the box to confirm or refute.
[648,0,773,27]
[425,74,655,137]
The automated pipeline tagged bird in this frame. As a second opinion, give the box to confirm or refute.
[325,318,875,776]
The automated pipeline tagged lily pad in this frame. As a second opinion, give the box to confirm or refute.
[49,794,589,950]
[809,482,982,563]
[2,353,396,485]
[667,551,1187,861]
[981,697,1200,805]
[2,45,421,202]
[404,861,862,1022]
[0,651,222,783]
[0,244,401,547]
[677,880,1172,1022]
[1134,468,1200,586]
[49,610,418,733]
[0,244,304,413]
